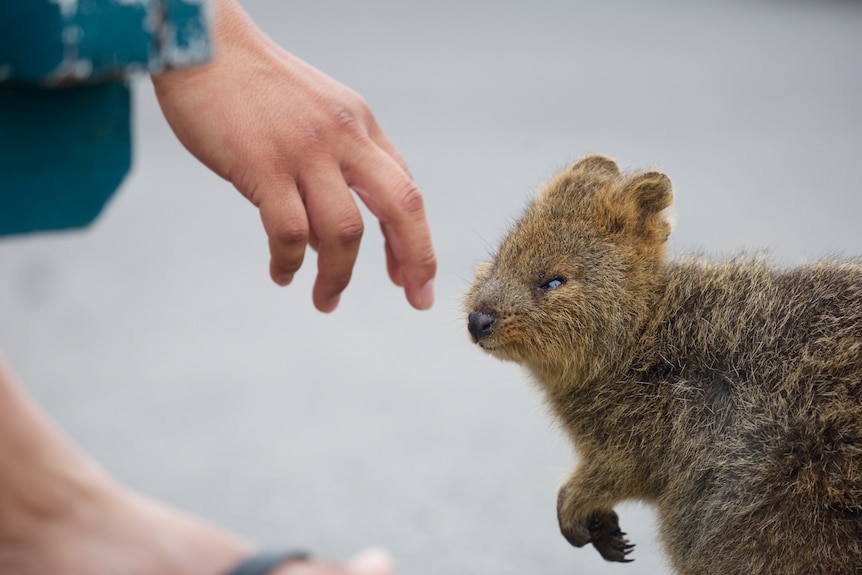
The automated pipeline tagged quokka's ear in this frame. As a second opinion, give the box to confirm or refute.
[620,171,673,215]
[615,171,673,244]
[540,154,621,207]
[569,154,621,178]
[472,260,494,281]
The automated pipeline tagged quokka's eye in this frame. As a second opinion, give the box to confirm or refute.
[537,276,566,291]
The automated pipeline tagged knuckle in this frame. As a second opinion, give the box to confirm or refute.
[273,259,301,279]
[272,219,309,247]
[326,269,353,294]
[405,245,437,280]
[270,242,305,276]
[414,245,437,271]
[331,106,362,137]
[393,181,426,218]
[330,95,375,140]
[331,216,364,246]
[317,257,355,296]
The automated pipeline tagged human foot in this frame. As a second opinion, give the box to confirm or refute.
[262,548,394,575]
[0,462,250,575]
[0,358,392,575]
[0,470,393,575]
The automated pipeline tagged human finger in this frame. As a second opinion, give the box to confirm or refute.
[366,122,412,180]
[300,167,365,313]
[380,225,403,287]
[345,147,436,310]
[255,178,311,286]
[366,126,413,289]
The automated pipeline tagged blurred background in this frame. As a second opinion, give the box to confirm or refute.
[1,1,861,573]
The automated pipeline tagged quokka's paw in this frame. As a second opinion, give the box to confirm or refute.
[557,489,592,548]
[558,514,592,549]
[588,510,635,563]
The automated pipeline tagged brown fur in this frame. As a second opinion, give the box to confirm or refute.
[465,155,862,574]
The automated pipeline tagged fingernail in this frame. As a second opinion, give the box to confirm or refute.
[418,279,435,310]
[275,273,294,287]
[322,294,340,313]
[348,548,394,574]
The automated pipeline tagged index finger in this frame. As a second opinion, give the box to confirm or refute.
[344,145,436,310]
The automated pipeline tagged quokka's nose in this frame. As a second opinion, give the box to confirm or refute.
[468,311,496,342]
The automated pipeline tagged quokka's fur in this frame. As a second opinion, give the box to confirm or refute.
[465,155,862,574]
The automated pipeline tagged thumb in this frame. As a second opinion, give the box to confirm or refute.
[348,548,395,575]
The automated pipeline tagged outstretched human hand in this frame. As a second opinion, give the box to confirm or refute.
[151,0,436,312]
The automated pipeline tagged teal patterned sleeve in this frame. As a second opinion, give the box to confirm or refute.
[0,0,212,236]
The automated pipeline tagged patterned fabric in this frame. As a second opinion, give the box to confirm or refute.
[0,0,211,236]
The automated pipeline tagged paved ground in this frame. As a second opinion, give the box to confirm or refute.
[1,1,861,573]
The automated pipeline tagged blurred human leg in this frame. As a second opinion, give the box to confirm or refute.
[0,357,392,575]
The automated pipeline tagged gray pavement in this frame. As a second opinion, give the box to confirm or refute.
[1,1,861,573]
